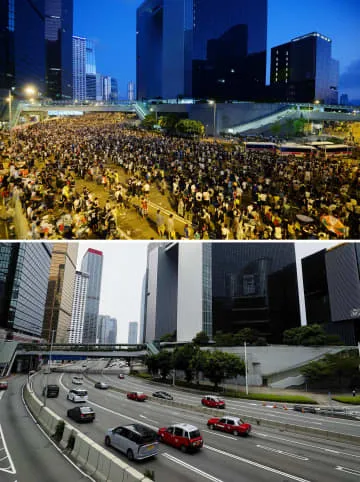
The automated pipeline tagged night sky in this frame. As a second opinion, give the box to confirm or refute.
[74,0,360,101]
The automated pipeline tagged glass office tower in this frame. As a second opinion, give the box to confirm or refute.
[0,0,46,92]
[81,248,103,344]
[136,0,267,101]
[45,0,73,99]
[0,243,52,337]
[72,36,86,101]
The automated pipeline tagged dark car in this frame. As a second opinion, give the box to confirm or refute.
[0,380,8,390]
[67,406,95,423]
[95,382,109,390]
[293,405,319,414]
[42,384,59,398]
[152,391,173,400]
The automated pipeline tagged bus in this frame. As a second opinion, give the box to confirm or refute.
[316,144,352,157]
[305,141,334,148]
[277,143,316,157]
[243,142,277,152]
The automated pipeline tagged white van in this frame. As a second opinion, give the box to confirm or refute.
[67,389,88,403]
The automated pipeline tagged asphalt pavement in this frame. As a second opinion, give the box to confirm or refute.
[0,374,95,482]
[29,372,360,482]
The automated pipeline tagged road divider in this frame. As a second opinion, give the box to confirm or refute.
[80,373,360,446]
[23,382,153,482]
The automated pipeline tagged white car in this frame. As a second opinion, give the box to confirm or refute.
[67,389,88,403]
[72,376,83,385]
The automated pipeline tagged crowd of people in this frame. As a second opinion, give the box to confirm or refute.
[0,113,358,240]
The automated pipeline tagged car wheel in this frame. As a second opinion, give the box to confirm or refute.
[105,436,111,447]
[127,449,134,461]
[208,424,215,430]
[232,430,239,436]
[180,445,187,453]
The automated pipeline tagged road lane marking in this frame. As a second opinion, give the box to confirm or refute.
[0,424,16,474]
[0,392,5,401]
[205,445,312,482]
[335,466,360,476]
[139,415,159,423]
[256,444,309,461]
[255,432,360,459]
[162,453,224,482]
[203,429,236,440]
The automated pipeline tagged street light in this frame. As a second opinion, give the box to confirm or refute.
[208,100,217,137]
[24,85,37,97]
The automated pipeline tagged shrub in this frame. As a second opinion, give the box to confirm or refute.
[67,432,76,451]
[332,396,360,405]
[225,391,317,404]
[53,420,65,442]
[144,469,155,480]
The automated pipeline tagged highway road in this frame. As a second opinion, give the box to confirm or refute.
[30,371,360,482]
[0,375,95,482]
[97,372,360,437]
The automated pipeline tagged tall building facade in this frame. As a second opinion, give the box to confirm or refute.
[72,36,86,101]
[69,271,89,344]
[128,321,138,344]
[136,0,267,101]
[270,32,339,104]
[102,75,112,102]
[127,80,135,101]
[85,39,96,100]
[302,244,360,345]
[81,248,103,344]
[143,243,300,343]
[110,77,118,102]
[0,243,52,338]
[97,315,117,344]
[0,0,46,92]
[45,0,73,99]
[43,243,78,343]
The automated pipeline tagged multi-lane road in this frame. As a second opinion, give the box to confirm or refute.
[11,370,359,482]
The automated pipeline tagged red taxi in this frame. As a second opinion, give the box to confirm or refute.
[0,379,8,390]
[207,416,251,436]
[201,395,225,409]
[127,391,147,402]
[158,423,203,452]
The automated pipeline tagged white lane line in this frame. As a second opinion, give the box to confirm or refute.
[139,415,159,423]
[0,424,16,474]
[205,445,312,482]
[0,392,5,401]
[256,444,309,461]
[162,453,224,482]
[203,429,236,440]
[335,466,360,476]
[255,432,360,459]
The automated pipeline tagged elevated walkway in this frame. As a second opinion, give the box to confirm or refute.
[146,342,160,355]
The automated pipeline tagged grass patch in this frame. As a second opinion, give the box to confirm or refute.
[332,396,360,405]
[132,372,153,380]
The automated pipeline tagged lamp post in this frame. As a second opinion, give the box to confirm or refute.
[43,329,56,407]
[208,100,217,137]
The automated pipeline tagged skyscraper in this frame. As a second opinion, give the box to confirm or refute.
[81,248,103,344]
[127,80,135,101]
[128,321,138,344]
[43,243,78,343]
[85,39,96,100]
[0,243,52,338]
[302,244,360,345]
[0,0,46,92]
[72,36,86,101]
[45,0,73,99]
[143,243,300,343]
[270,32,339,104]
[110,78,118,102]
[97,315,117,344]
[102,75,112,102]
[69,270,89,344]
[136,0,267,101]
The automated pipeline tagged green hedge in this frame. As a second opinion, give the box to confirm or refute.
[134,376,317,404]
[332,396,360,405]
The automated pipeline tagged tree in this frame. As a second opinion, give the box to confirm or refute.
[145,354,159,376]
[141,113,157,130]
[283,324,342,346]
[173,344,200,383]
[270,121,281,136]
[158,114,178,133]
[192,331,210,345]
[156,350,173,380]
[202,351,245,388]
[176,119,205,137]
[160,331,177,342]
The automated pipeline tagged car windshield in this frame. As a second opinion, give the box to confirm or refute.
[80,407,93,413]
[75,390,87,395]
[189,430,201,438]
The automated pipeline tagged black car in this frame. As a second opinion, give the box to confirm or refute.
[152,391,173,400]
[293,405,319,414]
[67,406,95,423]
[95,382,109,390]
[42,384,59,398]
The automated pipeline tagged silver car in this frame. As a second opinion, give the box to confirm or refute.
[105,424,159,461]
